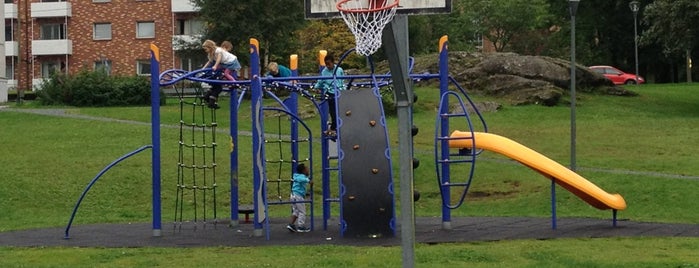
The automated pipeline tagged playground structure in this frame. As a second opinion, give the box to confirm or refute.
[140,34,626,239]
[154,39,402,239]
[64,35,626,241]
[51,5,628,268]
[57,2,627,267]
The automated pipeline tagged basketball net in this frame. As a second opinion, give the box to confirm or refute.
[337,0,399,56]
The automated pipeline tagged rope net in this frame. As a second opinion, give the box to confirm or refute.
[263,107,311,203]
[338,0,399,56]
[174,84,219,231]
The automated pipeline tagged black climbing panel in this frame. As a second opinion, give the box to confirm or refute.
[337,89,395,238]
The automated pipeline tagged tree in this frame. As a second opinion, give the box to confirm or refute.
[464,0,551,52]
[192,0,306,67]
[416,1,479,53]
[294,20,359,72]
[642,0,699,58]
[642,0,699,82]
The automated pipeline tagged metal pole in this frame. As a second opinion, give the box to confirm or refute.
[630,1,640,85]
[570,13,576,171]
[382,14,415,268]
[633,14,639,85]
[569,0,579,172]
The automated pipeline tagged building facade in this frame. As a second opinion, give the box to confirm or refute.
[4,0,204,91]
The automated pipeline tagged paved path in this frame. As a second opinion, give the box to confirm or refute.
[1,217,698,248]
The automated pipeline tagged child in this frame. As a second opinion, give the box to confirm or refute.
[220,40,233,51]
[313,54,345,137]
[201,39,241,109]
[220,41,242,80]
[287,163,312,233]
[265,62,292,78]
[264,62,294,89]
[202,39,240,78]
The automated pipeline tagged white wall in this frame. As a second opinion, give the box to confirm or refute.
[0,2,7,103]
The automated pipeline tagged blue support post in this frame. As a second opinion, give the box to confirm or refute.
[317,51,333,230]
[149,44,162,237]
[230,74,240,226]
[289,55,300,176]
[250,39,265,237]
[551,181,557,229]
[321,100,331,230]
[285,55,308,230]
[438,37,451,230]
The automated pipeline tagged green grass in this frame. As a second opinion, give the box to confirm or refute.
[1,238,698,267]
[1,83,699,267]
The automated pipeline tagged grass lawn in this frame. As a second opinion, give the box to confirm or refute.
[1,82,698,267]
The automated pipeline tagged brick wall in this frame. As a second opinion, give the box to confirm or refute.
[14,0,177,90]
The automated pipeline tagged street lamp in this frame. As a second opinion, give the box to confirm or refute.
[629,1,640,85]
[569,0,580,172]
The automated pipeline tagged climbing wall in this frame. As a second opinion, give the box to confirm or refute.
[337,89,395,238]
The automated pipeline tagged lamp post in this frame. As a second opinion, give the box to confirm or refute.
[569,0,580,172]
[629,1,640,85]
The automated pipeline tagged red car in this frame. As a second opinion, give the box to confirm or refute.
[589,65,645,85]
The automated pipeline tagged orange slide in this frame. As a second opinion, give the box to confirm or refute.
[448,131,627,210]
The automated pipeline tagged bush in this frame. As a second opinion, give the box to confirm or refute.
[36,70,164,107]
[380,86,397,116]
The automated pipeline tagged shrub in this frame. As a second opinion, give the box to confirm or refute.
[36,70,164,107]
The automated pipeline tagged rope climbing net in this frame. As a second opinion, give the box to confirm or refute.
[173,83,219,231]
[263,113,311,203]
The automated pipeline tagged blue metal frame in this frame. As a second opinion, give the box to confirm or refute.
[64,145,153,239]
[149,45,162,236]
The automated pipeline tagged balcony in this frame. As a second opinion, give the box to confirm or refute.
[4,3,17,19]
[172,34,202,50]
[6,79,17,90]
[5,41,18,57]
[32,39,73,55]
[31,2,72,18]
[171,0,198,13]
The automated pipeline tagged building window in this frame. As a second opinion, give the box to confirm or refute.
[5,0,13,4]
[6,61,15,80]
[137,60,151,76]
[95,60,112,75]
[93,23,112,40]
[179,56,207,72]
[175,19,205,35]
[40,24,66,40]
[41,61,62,78]
[5,25,13,41]
[136,21,155,39]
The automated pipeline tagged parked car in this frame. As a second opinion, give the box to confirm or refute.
[589,65,645,85]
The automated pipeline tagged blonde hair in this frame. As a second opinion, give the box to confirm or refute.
[267,62,279,73]
[202,39,216,49]
[221,41,233,51]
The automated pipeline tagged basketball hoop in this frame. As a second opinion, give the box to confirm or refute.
[337,0,399,56]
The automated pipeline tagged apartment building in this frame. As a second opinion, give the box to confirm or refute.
[4,0,205,91]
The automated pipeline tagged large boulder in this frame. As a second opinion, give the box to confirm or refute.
[372,51,638,106]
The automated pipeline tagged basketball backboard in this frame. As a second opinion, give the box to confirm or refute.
[305,0,451,19]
